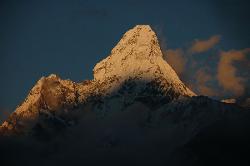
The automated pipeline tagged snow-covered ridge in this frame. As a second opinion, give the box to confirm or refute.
[0,74,79,133]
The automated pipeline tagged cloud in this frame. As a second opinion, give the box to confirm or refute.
[159,32,249,98]
[189,35,221,54]
[195,69,218,96]
[163,49,186,76]
[217,49,250,96]
[163,49,218,97]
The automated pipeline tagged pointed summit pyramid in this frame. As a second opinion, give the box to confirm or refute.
[94,25,195,96]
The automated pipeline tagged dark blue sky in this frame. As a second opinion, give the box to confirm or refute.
[1,0,250,109]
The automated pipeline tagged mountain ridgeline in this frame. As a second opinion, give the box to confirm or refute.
[0,25,249,166]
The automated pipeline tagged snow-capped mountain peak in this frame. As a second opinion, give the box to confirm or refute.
[93,25,195,96]
[1,25,197,135]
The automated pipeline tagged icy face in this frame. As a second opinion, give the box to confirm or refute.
[93,25,195,96]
